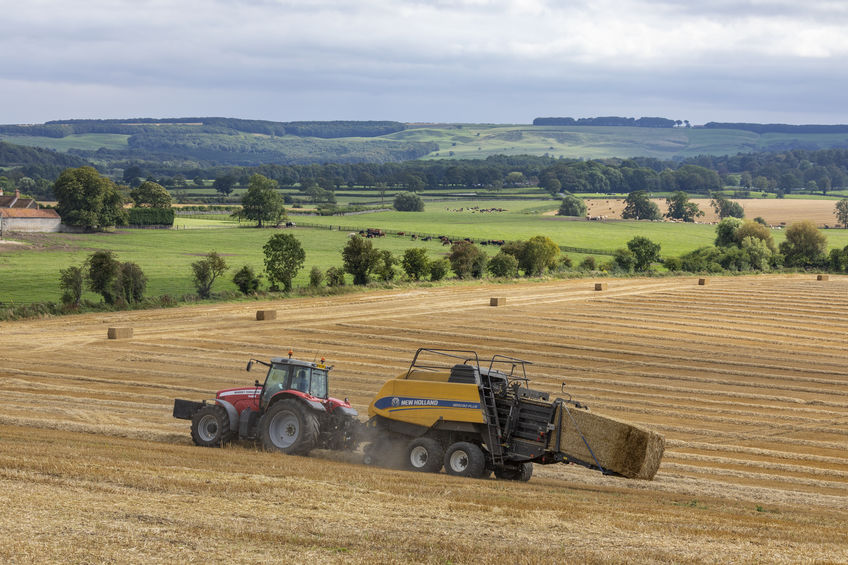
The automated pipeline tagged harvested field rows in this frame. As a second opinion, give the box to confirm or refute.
[2,274,848,562]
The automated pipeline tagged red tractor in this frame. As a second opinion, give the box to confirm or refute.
[173,353,359,455]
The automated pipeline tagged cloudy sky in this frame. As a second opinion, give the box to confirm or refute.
[2,0,847,125]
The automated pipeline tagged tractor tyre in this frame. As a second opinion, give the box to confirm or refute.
[191,404,232,447]
[495,462,533,482]
[261,399,319,455]
[406,437,444,473]
[443,442,486,478]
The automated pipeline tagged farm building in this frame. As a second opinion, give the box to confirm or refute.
[0,189,62,234]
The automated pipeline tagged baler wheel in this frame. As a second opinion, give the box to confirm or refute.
[407,437,444,473]
[191,404,231,447]
[261,399,319,455]
[444,442,486,478]
[495,462,533,482]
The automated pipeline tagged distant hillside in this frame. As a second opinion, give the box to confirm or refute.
[0,141,90,179]
[0,118,407,139]
[3,118,848,172]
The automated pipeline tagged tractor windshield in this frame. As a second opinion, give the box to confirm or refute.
[289,366,328,399]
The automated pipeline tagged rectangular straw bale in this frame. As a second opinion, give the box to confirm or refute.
[256,310,277,321]
[554,406,665,480]
[490,297,505,306]
[107,327,133,340]
[698,278,709,285]
[817,274,829,281]
[594,282,607,291]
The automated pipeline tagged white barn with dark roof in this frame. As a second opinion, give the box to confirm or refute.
[0,189,62,235]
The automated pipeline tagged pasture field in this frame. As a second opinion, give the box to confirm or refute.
[1,275,847,563]
[0,133,130,152]
[2,197,848,305]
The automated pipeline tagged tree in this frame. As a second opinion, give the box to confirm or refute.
[612,248,636,272]
[191,252,228,298]
[428,258,450,281]
[711,194,745,219]
[341,235,381,285]
[714,217,745,247]
[829,245,848,273]
[622,191,661,220]
[665,191,703,222]
[449,241,486,279]
[264,234,305,292]
[308,266,324,288]
[735,220,776,252]
[835,199,848,228]
[213,171,238,196]
[130,180,172,208]
[374,249,397,282]
[779,220,827,268]
[59,265,84,306]
[114,262,147,304]
[53,166,128,230]
[86,250,121,304]
[540,175,561,195]
[393,191,425,212]
[519,235,560,275]
[557,195,587,217]
[325,266,346,287]
[487,251,519,278]
[241,174,285,227]
[233,265,261,294]
[401,248,430,281]
[627,236,661,271]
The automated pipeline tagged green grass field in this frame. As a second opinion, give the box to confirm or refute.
[0,133,130,152]
[3,201,847,304]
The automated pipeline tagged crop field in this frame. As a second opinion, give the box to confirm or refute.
[1,274,847,563]
[583,198,844,227]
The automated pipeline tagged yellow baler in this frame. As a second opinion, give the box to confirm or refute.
[362,348,664,482]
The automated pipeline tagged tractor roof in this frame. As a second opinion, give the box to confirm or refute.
[269,357,328,370]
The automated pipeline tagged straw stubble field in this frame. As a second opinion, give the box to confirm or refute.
[2,275,848,563]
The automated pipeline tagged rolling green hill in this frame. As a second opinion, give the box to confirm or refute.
[2,119,848,171]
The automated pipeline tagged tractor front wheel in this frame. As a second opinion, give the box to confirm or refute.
[191,404,232,447]
[443,442,486,478]
[261,399,319,455]
[407,437,444,473]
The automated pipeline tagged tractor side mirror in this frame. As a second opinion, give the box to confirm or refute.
[255,379,260,388]
[246,360,253,372]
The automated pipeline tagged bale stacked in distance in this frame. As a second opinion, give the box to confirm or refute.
[256,310,277,321]
[594,282,607,291]
[817,274,829,281]
[490,297,505,306]
[107,327,133,340]
[698,278,709,286]
[554,406,665,480]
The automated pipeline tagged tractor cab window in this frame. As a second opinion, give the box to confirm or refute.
[289,367,328,399]
[310,369,328,399]
[262,365,290,405]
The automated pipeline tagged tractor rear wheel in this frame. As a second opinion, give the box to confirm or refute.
[444,442,486,478]
[495,462,533,482]
[261,399,319,455]
[407,437,444,473]
[191,404,232,447]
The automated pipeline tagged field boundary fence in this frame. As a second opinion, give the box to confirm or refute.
[292,222,615,256]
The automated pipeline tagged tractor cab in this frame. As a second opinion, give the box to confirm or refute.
[248,354,330,409]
